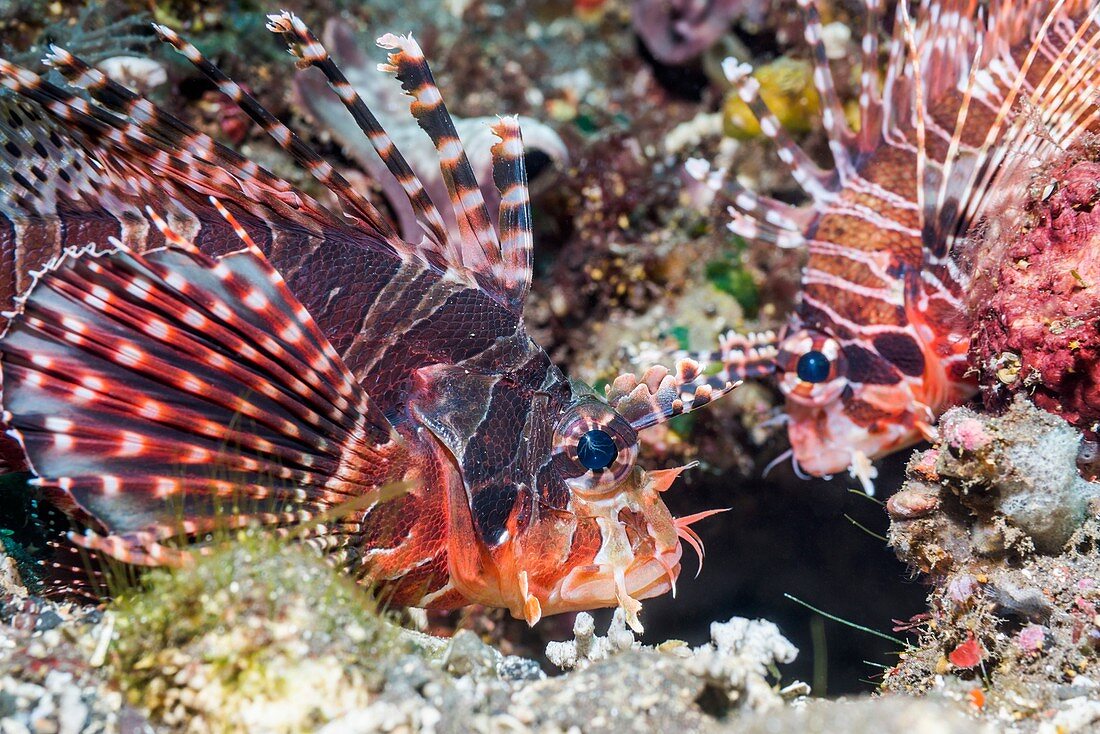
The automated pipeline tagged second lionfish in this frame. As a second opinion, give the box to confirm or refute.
[0,13,738,629]
[687,0,1100,490]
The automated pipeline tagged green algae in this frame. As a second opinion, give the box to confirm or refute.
[107,533,407,733]
[705,256,759,317]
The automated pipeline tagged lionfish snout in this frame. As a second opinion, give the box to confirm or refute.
[488,360,737,633]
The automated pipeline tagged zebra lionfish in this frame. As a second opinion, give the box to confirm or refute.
[0,13,737,630]
[689,0,1100,491]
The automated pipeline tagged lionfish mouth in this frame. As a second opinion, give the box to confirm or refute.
[543,465,727,631]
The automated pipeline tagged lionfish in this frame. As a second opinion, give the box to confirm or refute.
[0,13,736,630]
[689,0,1100,491]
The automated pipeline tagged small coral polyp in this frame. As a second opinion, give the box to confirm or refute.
[970,142,1100,437]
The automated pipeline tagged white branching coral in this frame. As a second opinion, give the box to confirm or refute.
[546,610,803,714]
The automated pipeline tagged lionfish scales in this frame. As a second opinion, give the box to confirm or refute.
[0,12,739,630]
[685,0,1100,491]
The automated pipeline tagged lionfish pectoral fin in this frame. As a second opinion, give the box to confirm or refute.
[40,46,304,210]
[0,51,346,247]
[617,330,778,431]
[1,209,397,561]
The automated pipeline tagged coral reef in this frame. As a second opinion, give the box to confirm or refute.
[970,141,1100,436]
[0,537,744,731]
[0,532,993,733]
[886,397,1100,732]
[0,564,148,732]
[107,537,404,732]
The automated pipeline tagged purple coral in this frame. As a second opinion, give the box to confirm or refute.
[632,0,754,64]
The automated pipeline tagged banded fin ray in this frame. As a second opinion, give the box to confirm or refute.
[41,46,303,208]
[151,23,399,243]
[152,14,533,312]
[0,211,399,565]
[0,56,346,251]
[377,32,535,309]
[266,13,453,264]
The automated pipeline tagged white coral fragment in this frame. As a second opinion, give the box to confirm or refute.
[95,56,167,94]
[546,612,803,715]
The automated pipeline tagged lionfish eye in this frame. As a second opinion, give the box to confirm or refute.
[796,350,831,383]
[577,429,618,471]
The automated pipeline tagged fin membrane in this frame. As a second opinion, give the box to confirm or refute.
[1,226,398,564]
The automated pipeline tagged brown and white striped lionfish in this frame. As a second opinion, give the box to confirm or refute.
[687,0,1100,491]
[0,13,737,630]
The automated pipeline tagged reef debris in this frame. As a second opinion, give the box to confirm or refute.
[0,535,806,733]
[632,0,759,65]
[886,397,1100,732]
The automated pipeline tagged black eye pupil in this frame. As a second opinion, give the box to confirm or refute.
[577,429,618,471]
[796,350,831,383]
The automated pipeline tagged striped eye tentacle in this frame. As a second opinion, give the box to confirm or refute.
[0,209,400,569]
[715,329,781,381]
[265,12,453,266]
[376,33,503,284]
[606,358,740,432]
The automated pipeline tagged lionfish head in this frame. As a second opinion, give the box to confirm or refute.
[421,357,735,633]
[534,364,733,631]
[773,326,932,488]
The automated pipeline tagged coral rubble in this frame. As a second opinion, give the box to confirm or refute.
[887,397,1100,732]
[0,535,810,733]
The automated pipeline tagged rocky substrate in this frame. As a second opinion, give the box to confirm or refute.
[0,532,984,734]
[886,396,1100,732]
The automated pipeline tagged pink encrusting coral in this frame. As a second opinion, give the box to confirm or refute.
[970,143,1100,436]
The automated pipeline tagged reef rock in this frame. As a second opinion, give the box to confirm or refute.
[970,141,1100,436]
[889,396,1100,562]
[886,397,1100,732]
